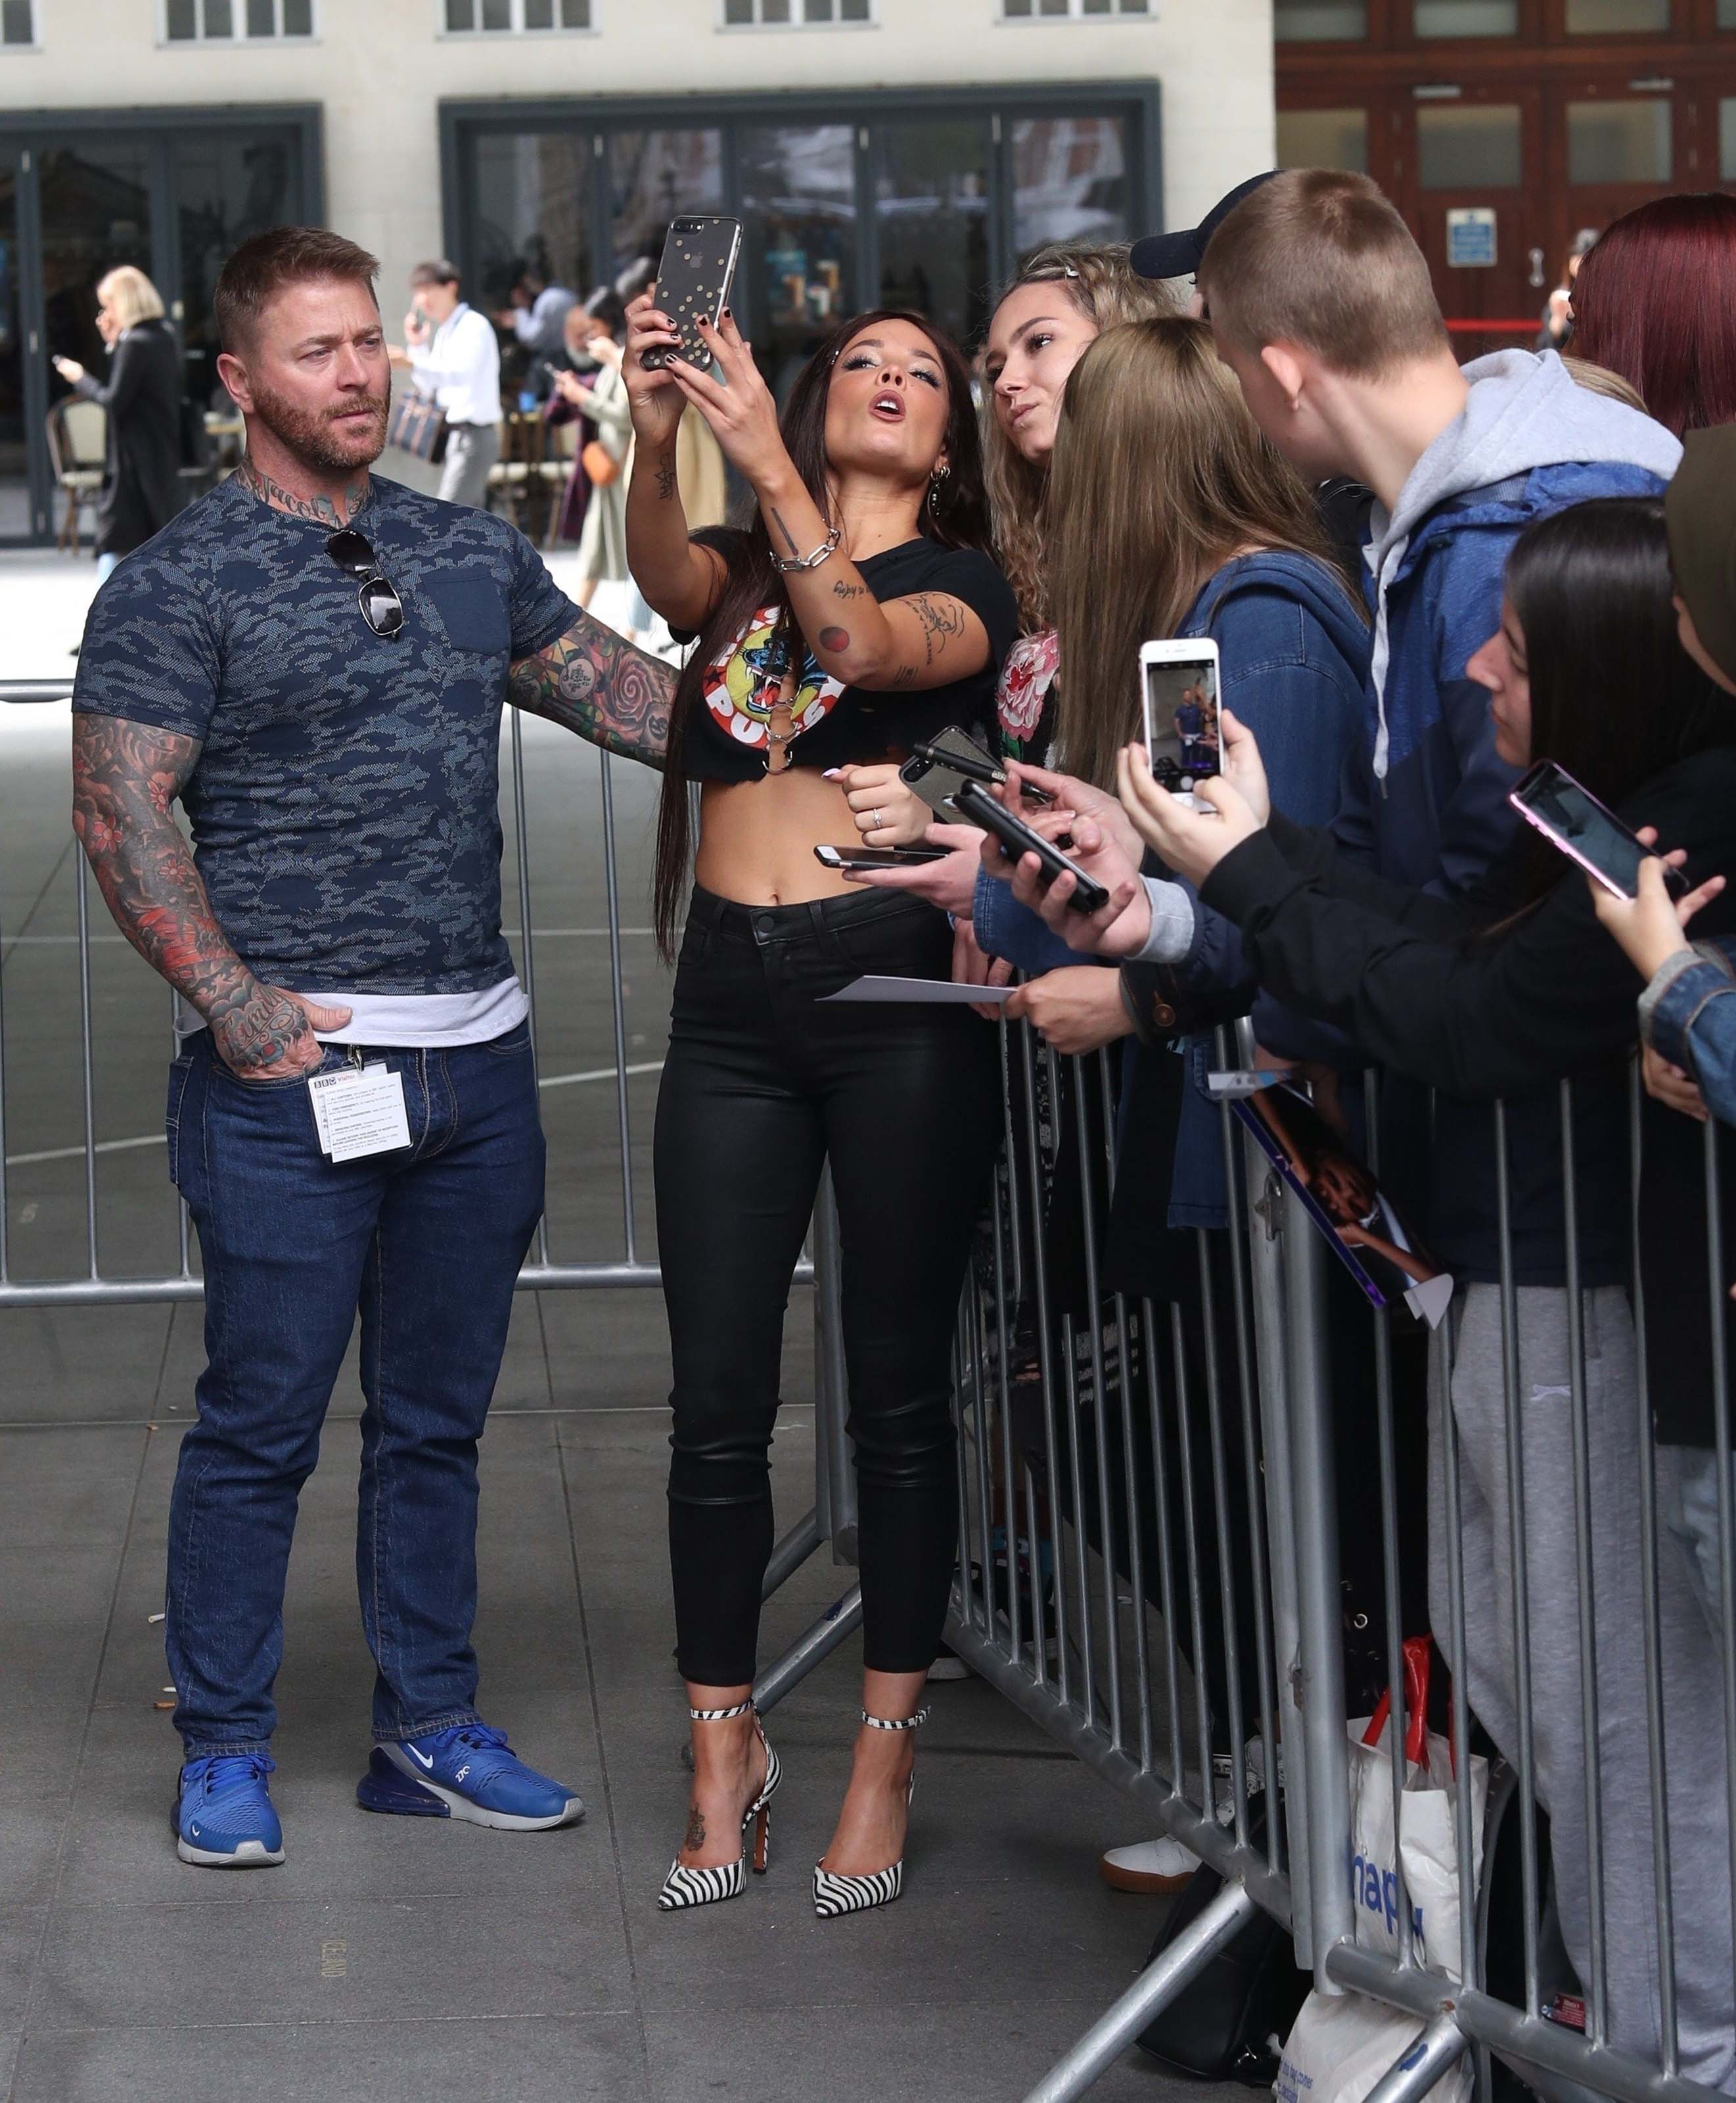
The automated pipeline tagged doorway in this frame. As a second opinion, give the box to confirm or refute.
[0,107,319,547]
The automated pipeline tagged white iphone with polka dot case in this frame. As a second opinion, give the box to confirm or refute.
[645,216,743,372]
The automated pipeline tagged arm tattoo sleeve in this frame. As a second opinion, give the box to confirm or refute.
[70,714,315,1072]
[907,591,967,666]
[507,609,674,768]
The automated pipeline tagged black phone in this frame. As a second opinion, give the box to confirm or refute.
[902,727,1055,821]
[1509,760,1688,902]
[645,216,743,372]
[813,844,949,870]
[954,779,1110,915]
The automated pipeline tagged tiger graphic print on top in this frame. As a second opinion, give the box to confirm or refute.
[701,603,845,755]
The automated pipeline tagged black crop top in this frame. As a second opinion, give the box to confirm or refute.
[679,532,1020,783]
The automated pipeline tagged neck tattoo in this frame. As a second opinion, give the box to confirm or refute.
[237,453,370,528]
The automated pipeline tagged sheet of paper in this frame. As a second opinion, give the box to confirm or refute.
[308,1065,412,1162]
[819,975,1016,1006]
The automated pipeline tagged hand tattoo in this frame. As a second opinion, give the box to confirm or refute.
[907,592,966,666]
[235,452,371,528]
[508,608,674,768]
[818,626,850,653]
[654,450,677,501]
[71,715,317,1076]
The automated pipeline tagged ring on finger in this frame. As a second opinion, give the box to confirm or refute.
[871,808,883,830]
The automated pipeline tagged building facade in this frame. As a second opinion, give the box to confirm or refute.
[0,0,1279,543]
[1276,1,1736,352]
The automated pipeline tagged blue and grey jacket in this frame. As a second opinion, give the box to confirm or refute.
[974,549,1369,1228]
[1641,938,1736,1130]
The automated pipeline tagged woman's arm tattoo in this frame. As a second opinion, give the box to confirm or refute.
[507,609,674,768]
[70,714,315,1072]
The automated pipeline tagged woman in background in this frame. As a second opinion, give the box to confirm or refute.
[1568,195,1736,436]
[52,265,181,581]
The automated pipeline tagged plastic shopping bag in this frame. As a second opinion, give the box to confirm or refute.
[1276,1989,1471,2103]
[1348,1637,1488,1978]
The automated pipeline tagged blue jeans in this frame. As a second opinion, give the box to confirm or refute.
[164,1025,546,1756]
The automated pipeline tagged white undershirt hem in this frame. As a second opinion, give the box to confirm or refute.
[174,976,530,1049]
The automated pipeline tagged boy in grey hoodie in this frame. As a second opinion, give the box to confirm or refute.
[1199,171,1680,900]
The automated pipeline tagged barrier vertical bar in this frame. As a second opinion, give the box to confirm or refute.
[990,1128,1024,1664]
[1219,1053,1279,1863]
[597,750,637,1262]
[507,708,549,1268]
[1282,1196,1354,1989]
[1196,1227,1250,1846]
[1101,1050,1153,1770]
[0,894,11,1285]
[1072,1053,1122,1749]
[1434,1314,1479,1997]
[1021,1023,1072,1707]
[1559,1080,1609,2045]
[75,852,99,1280]
[1142,1294,1189,1799]
[1702,1115,1736,2018]
[1493,1099,1543,2012]
[1628,1061,1678,2072]
[1170,1287,1216,1805]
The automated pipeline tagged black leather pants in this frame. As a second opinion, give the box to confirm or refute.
[654,885,1002,1687]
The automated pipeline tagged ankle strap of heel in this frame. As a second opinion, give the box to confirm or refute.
[861,1706,929,1732]
[689,1701,755,1722]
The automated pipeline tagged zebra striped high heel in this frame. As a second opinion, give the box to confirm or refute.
[656,1701,781,1914]
[812,1705,927,1919]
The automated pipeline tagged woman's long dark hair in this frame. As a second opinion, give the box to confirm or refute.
[652,308,992,956]
[1506,496,1733,906]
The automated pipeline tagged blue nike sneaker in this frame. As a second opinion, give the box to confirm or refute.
[356,1722,585,1831]
[171,1753,285,1868]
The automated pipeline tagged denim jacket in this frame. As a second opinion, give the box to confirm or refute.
[1640,936,1736,1129]
[974,551,1369,1228]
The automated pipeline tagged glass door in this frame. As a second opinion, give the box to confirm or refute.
[737,122,857,396]
[872,118,992,350]
[0,147,31,541]
[1398,84,1547,359]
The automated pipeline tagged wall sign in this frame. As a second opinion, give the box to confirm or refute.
[1446,208,1497,267]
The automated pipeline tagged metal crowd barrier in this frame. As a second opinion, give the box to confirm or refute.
[0,677,849,1711]
[943,1011,1736,2103]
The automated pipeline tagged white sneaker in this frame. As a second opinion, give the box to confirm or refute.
[1098,1836,1200,1894]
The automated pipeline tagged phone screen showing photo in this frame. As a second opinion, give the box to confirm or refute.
[1143,656,1221,791]
[1511,763,1655,899]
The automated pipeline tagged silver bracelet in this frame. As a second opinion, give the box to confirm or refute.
[771,523,842,574]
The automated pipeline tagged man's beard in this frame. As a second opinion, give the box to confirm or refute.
[246,379,389,476]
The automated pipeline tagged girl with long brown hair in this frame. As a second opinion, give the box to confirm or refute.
[620,294,1016,1919]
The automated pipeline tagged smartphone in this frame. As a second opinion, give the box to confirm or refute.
[645,216,743,372]
[813,844,949,870]
[902,726,1055,821]
[1139,638,1222,805]
[954,779,1110,916]
[1509,760,1687,902]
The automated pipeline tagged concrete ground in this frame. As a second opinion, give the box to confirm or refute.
[0,549,1206,2103]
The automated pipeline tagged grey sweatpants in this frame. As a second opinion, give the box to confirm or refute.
[436,422,499,510]
[1430,1284,1735,2091]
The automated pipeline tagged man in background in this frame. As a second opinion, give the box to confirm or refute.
[390,258,501,509]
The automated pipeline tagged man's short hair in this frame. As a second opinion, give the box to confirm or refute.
[214,226,380,355]
[1199,169,1448,380]
[409,258,461,290]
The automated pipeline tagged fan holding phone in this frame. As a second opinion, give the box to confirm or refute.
[620,233,1022,1924]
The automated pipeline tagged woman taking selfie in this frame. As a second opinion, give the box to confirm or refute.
[1114,497,1736,2086]
[621,293,1016,1918]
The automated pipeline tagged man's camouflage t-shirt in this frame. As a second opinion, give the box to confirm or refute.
[72,474,576,996]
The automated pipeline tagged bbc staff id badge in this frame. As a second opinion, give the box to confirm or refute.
[308,1062,412,1163]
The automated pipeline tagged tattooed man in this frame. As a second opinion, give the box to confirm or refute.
[70,226,671,1869]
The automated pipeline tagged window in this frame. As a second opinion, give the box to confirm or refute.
[164,0,314,35]
[999,0,1151,18]
[1276,106,1369,172]
[1,0,35,45]
[1012,114,1130,250]
[720,0,872,23]
[1567,98,1670,181]
[1274,0,1366,34]
[1416,103,1522,187]
[1413,0,1517,33]
[1563,0,1669,28]
[444,0,590,30]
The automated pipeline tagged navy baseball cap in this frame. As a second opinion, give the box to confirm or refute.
[1131,172,1279,281]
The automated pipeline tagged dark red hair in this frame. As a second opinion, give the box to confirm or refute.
[1570,193,1736,438]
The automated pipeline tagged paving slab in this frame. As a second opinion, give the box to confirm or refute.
[9,2014,652,2103]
